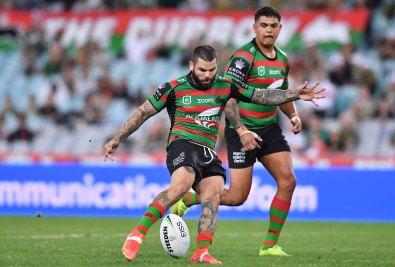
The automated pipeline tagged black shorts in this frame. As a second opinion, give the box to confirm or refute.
[166,139,226,186]
[225,123,291,168]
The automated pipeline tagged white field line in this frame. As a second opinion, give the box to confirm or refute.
[4,232,264,240]
[4,233,125,240]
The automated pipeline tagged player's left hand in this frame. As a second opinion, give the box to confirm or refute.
[297,81,326,107]
[290,115,302,134]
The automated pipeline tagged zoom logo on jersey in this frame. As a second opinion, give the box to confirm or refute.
[162,226,174,253]
[197,98,215,104]
[269,69,281,75]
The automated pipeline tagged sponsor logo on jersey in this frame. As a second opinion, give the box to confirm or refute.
[197,98,215,104]
[258,66,265,76]
[234,59,246,70]
[269,69,281,75]
[250,47,256,53]
[182,95,191,105]
[227,58,249,81]
[177,78,186,83]
[267,79,284,89]
[153,83,169,101]
[189,107,221,129]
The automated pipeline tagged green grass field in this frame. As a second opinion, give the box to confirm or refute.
[1,216,394,267]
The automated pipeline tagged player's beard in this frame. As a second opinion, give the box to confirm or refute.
[191,70,216,90]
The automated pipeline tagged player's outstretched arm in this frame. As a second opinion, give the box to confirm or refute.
[104,100,158,161]
[251,81,325,106]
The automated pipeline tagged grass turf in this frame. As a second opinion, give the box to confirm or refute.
[1,216,394,266]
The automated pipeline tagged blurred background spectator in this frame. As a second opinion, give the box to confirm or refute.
[0,0,394,162]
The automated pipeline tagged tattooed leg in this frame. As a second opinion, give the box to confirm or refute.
[153,190,173,210]
[198,199,219,233]
[154,166,196,210]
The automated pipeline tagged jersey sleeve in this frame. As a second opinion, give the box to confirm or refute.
[148,82,174,111]
[281,58,290,90]
[224,50,253,83]
[229,79,255,103]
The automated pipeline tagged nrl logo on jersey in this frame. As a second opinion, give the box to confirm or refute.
[258,66,265,76]
[249,47,256,53]
[234,59,246,70]
[177,78,186,83]
[183,95,191,105]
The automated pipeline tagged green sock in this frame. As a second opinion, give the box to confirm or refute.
[263,196,291,249]
[197,231,214,250]
[182,192,201,207]
[136,202,165,235]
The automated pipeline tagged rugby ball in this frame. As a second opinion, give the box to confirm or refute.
[159,214,190,258]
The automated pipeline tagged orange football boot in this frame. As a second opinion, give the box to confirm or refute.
[190,249,222,264]
[121,229,145,261]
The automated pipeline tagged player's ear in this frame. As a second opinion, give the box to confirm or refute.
[188,61,194,72]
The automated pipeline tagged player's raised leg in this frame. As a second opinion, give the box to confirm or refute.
[170,191,200,216]
[190,176,224,264]
[258,151,295,256]
[122,167,194,261]
[171,167,253,216]
[220,167,253,206]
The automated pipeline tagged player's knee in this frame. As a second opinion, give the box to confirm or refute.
[221,190,248,206]
[169,182,191,200]
[200,192,221,205]
[278,173,296,193]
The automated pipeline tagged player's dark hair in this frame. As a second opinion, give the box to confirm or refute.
[255,6,281,22]
[191,45,217,64]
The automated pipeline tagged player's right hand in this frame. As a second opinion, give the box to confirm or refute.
[104,139,120,161]
[240,131,262,151]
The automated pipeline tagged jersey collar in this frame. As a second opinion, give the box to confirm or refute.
[252,38,278,61]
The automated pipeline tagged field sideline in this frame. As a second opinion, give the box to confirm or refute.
[1,216,394,266]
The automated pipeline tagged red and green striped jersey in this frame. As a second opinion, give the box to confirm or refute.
[148,73,254,149]
[224,38,290,130]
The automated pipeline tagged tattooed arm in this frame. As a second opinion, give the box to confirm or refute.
[251,88,300,105]
[113,100,158,142]
[224,99,243,130]
[251,81,324,106]
[104,100,159,161]
[224,98,263,151]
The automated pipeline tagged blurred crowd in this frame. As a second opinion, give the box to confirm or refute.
[0,0,394,159]
[0,0,385,11]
